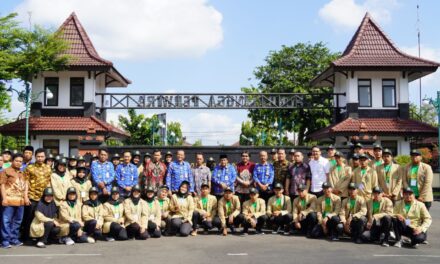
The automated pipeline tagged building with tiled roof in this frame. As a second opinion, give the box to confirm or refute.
[310,12,439,155]
[0,12,130,156]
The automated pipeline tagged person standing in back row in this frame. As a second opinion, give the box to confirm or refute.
[308,146,330,197]
[91,148,116,202]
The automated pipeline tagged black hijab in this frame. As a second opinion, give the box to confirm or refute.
[36,195,58,218]
[176,182,189,198]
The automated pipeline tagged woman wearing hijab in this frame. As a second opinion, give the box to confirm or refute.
[82,187,104,242]
[50,158,73,206]
[124,184,149,240]
[58,187,90,245]
[144,186,162,238]
[103,187,128,241]
[30,187,61,248]
[71,166,92,205]
[169,181,194,237]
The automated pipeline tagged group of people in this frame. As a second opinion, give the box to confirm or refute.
[0,143,433,249]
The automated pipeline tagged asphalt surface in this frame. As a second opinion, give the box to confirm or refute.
[1,202,439,264]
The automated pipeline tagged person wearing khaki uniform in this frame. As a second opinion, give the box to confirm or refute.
[392,187,432,248]
[376,149,402,203]
[361,187,393,247]
[30,187,60,248]
[216,187,243,236]
[169,181,194,237]
[293,184,318,237]
[58,187,90,245]
[156,185,171,231]
[124,184,149,240]
[102,187,128,241]
[311,182,341,241]
[192,183,218,236]
[71,166,92,205]
[50,158,73,206]
[267,183,292,234]
[402,149,433,210]
[329,151,352,199]
[338,183,367,243]
[82,187,104,241]
[351,154,378,200]
[144,186,162,238]
[369,144,384,170]
[241,188,267,235]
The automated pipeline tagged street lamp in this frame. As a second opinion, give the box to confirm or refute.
[423,91,440,172]
[7,86,53,145]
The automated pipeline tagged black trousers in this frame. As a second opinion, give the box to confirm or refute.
[293,212,318,236]
[338,216,367,240]
[243,215,268,232]
[361,215,392,243]
[310,216,340,238]
[168,218,192,237]
[126,223,149,240]
[67,222,88,243]
[84,220,103,239]
[268,213,293,230]
[259,191,272,203]
[213,214,245,231]
[392,218,427,246]
[147,221,161,238]
[108,222,128,240]
[192,211,214,230]
[39,222,60,243]
[21,199,38,240]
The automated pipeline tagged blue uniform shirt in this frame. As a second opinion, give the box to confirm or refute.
[253,163,275,191]
[91,160,116,194]
[211,164,237,195]
[116,163,138,197]
[166,161,194,192]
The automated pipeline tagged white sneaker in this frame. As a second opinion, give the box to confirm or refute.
[106,237,115,242]
[36,241,46,248]
[65,237,75,246]
[394,240,402,248]
[389,231,396,240]
[411,243,419,249]
[87,237,95,244]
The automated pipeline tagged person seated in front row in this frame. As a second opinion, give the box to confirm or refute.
[266,183,292,235]
[102,187,128,241]
[216,186,243,236]
[82,187,104,242]
[192,183,218,236]
[124,184,149,240]
[241,187,267,236]
[144,186,162,238]
[168,181,194,237]
[338,183,367,244]
[292,184,317,237]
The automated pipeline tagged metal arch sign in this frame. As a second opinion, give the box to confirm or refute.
[96,93,345,110]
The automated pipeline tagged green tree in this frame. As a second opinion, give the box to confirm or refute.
[167,121,184,146]
[242,42,340,144]
[410,103,438,127]
[239,120,286,146]
[192,139,203,146]
[0,114,19,150]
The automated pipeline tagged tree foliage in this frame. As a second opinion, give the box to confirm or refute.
[410,103,438,127]
[242,42,340,145]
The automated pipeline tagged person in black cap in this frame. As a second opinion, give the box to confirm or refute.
[30,187,60,248]
[329,151,352,200]
[2,148,12,169]
[124,184,150,240]
[157,185,171,233]
[216,186,243,236]
[361,186,393,247]
[67,155,77,177]
[44,154,55,171]
[22,145,34,170]
[144,186,162,238]
[50,157,73,206]
[77,155,86,168]
[206,156,216,172]
[241,187,267,235]
[191,183,218,236]
[402,149,433,210]
[310,182,341,241]
[270,148,278,164]
[168,181,194,237]
[292,183,318,237]
[70,166,92,205]
[376,148,402,203]
[58,187,91,245]
[338,183,367,244]
[131,150,141,167]
[349,143,363,168]
[326,145,336,168]
[352,153,378,200]
[392,187,432,248]
[350,154,360,170]
[82,187,104,242]
[111,153,121,170]
[164,151,173,169]
[102,187,128,241]
[370,144,383,169]
[266,183,292,235]
[211,154,237,199]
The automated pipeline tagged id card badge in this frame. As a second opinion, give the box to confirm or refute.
[106,172,110,179]
[81,191,86,198]
[114,213,120,219]
[405,218,411,226]
[410,179,417,187]
[225,175,229,181]
[358,183,364,190]
[149,215,155,221]
[133,214,139,222]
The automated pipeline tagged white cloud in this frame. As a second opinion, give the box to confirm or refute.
[318,0,398,31]
[15,0,223,60]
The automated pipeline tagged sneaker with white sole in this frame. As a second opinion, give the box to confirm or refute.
[65,237,75,246]
[87,237,95,243]
[381,241,390,247]
[106,237,115,242]
[394,240,402,248]
[411,243,419,249]
[36,241,46,248]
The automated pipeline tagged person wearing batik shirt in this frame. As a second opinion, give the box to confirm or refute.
[166,150,194,194]
[116,151,138,198]
[91,148,116,201]
[191,153,211,196]
[235,151,255,205]
[211,154,237,198]
[286,151,310,200]
[273,149,290,187]
[144,150,167,191]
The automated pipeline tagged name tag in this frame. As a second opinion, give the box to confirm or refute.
[358,183,364,190]
[405,218,411,226]
[114,213,120,219]
[410,179,417,187]
[225,175,229,181]
[106,172,110,179]
[149,215,155,221]
[133,214,139,221]
[81,191,86,198]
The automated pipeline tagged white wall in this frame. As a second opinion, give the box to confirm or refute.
[32,71,98,109]
[30,135,78,156]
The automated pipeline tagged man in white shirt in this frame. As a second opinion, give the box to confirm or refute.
[308,146,330,197]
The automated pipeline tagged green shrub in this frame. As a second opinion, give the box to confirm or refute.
[395,155,411,166]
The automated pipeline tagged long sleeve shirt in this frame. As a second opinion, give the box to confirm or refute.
[192,165,211,195]
[116,163,138,197]
[166,161,194,192]
[211,164,237,195]
[91,160,116,194]
[253,163,274,191]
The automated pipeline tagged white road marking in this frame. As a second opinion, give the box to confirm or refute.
[0,254,102,257]
[374,255,440,258]
[227,253,248,256]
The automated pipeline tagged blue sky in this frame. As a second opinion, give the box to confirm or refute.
[1,0,439,145]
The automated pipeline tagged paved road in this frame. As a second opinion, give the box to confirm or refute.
[1,202,439,264]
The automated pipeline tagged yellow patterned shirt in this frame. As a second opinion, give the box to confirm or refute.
[24,163,52,201]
